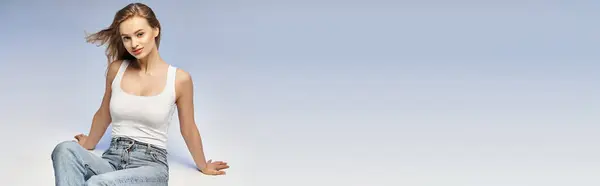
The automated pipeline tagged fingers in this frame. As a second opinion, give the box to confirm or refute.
[209,160,229,169]
[208,162,229,169]
[74,134,89,144]
[208,170,226,175]
[216,164,230,170]
[203,160,229,176]
[208,160,229,165]
[211,161,227,165]
[74,134,84,139]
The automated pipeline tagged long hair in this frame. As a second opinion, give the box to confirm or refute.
[85,3,161,69]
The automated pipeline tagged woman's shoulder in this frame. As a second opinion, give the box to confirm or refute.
[174,67,192,85]
[172,66,194,97]
[106,60,125,78]
[109,60,125,71]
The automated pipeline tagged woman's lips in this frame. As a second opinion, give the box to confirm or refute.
[132,48,143,55]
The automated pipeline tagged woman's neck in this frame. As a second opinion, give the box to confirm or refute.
[137,48,163,74]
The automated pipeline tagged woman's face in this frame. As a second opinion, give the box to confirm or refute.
[119,16,159,59]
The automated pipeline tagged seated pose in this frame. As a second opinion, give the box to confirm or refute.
[51,3,229,186]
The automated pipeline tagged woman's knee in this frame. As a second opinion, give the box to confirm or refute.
[51,140,81,160]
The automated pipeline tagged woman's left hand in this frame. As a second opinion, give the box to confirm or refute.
[199,159,229,175]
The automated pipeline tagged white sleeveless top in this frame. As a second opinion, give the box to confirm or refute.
[109,60,177,149]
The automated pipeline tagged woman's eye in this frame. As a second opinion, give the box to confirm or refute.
[137,33,144,37]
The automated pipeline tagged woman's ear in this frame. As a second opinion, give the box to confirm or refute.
[153,27,160,37]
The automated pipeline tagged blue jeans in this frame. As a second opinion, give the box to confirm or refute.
[51,137,169,186]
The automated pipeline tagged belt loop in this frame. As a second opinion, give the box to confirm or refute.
[146,143,152,154]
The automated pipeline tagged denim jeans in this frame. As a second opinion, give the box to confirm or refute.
[51,137,169,186]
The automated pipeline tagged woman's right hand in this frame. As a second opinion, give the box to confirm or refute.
[74,133,93,150]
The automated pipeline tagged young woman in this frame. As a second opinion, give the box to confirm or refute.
[50,3,229,185]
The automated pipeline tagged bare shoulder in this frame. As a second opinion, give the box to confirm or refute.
[100,60,124,104]
[106,60,124,81]
[174,68,194,99]
[175,68,193,85]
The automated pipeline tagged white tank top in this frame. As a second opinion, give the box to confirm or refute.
[109,60,177,149]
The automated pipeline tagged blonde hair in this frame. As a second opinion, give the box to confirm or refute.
[85,3,161,69]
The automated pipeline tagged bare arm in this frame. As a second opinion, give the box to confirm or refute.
[175,69,228,175]
[80,60,122,150]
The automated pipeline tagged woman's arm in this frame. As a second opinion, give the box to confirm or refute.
[175,69,228,175]
[80,60,122,150]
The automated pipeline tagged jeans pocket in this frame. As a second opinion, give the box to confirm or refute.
[101,146,116,157]
[101,149,110,157]
[85,164,99,176]
[151,151,168,168]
